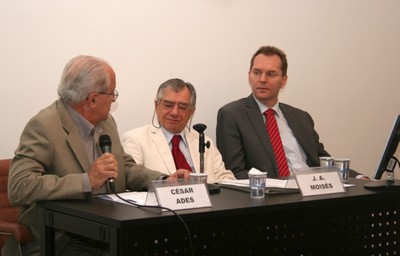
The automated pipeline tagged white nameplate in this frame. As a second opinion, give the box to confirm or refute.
[154,183,212,211]
[295,171,345,197]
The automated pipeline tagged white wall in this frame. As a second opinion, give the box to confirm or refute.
[1,0,399,178]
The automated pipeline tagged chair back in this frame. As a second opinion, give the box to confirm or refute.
[0,159,21,255]
[0,159,20,221]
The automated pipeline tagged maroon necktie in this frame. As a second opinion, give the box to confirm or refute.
[265,109,290,177]
[171,135,192,172]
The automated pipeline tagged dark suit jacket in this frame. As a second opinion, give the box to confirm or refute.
[217,94,357,179]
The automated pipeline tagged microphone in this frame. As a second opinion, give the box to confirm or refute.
[99,134,115,188]
[193,124,210,154]
[99,134,112,154]
[192,123,210,173]
[193,123,220,194]
[193,123,207,133]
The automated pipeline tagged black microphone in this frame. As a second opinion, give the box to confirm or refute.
[193,123,207,133]
[99,134,112,154]
[193,123,220,194]
[193,123,209,154]
[99,134,115,187]
[192,123,210,173]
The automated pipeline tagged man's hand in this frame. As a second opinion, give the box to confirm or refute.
[359,176,371,181]
[167,168,191,181]
[88,153,118,191]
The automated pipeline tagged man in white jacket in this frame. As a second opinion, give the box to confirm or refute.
[122,78,235,183]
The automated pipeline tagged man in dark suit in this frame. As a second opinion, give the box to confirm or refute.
[216,45,363,179]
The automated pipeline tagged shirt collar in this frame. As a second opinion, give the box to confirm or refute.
[161,126,189,147]
[252,95,282,118]
[64,102,103,139]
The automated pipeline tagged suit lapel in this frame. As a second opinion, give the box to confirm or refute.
[57,100,91,173]
[67,129,91,172]
[245,95,280,175]
[280,103,318,166]
[184,128,200,172]
[280,104,309,154]
[281,104,302,142]
[149,126,177,174]
[245,95,276,157]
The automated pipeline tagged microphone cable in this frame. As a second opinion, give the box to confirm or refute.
[99,134,193,255]
[109,184,194,256]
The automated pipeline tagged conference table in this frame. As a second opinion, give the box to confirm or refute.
[38,178,400,255]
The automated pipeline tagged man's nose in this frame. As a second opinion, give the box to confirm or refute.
[170,104,180,115]
[260,73,269,82]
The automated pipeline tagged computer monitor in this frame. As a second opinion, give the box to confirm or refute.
[374,114,400,179]
[365,114,400,190]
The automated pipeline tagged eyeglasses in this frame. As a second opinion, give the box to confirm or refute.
[250,69,283,79]
[98,90,119,101]
[158,99,193,112]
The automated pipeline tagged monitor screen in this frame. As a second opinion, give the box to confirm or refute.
[374,114,400,179]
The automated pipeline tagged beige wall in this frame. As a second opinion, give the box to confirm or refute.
[1,0,399,178]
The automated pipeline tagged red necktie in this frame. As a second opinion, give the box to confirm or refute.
[265,109,290,177]
[171,135,192,172]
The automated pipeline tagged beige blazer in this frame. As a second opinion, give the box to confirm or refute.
[5,100,162,256]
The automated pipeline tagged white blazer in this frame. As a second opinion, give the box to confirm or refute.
[122,124,235,183]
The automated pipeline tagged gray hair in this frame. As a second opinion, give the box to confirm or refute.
[156,78,196,107]
[57,55,112,104]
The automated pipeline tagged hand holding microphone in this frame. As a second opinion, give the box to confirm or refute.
[99,134,117,191]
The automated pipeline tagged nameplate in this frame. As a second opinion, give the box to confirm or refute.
[153,183,212,211]
[294,167,345,197]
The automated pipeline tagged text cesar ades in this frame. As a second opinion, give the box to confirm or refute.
[170,187,195,204]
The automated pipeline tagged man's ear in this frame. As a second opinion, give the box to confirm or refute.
[87,93,97,106]
[281,75,288,89]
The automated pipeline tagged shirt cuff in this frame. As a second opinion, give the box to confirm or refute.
[158,175,169,180]
[82,173,92,193]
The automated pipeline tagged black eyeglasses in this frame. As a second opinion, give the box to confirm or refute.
[98,90,119,101]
